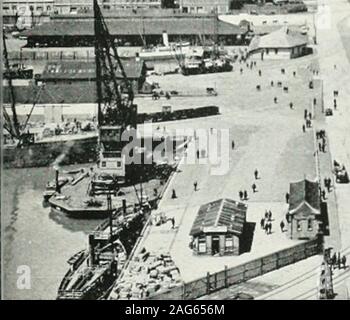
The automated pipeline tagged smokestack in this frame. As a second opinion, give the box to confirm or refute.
[162,30,169,47]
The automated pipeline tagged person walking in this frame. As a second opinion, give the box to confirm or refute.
[268,222,272,234]
[171,189,177,199]
[274,97,278,104]
[258,69,262,76]
[289,102,294,109]
[193,181,198,191]
[341,255,347,269]
[254,169,259,180]
[319,142,322,152]
[171,217,175,229]
[302,124,306,133]
[285,192,290,204]
[304,109,308,119]
[252,183,257,193]
[321,190,326,200]
[239,190,243,200]
[244,190,248,200]
[332,253,337,268]
[232,140,235,150]
[268,210,272,221]
[260,217,265,230]
[337,252,342,269]
[280,220,285,232]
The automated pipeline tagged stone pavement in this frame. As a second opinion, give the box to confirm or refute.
[316,0,350,298]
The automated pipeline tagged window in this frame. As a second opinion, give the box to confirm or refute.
[225,235,233,251]
[101,161,106,167]
[198,236,206,253]
[47,6,51,11]
[297,220,302,231]
[117,161,122,168]
[308,219,313,231]
[12,5,17,10]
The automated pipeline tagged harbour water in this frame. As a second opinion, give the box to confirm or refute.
[2,165,103,300]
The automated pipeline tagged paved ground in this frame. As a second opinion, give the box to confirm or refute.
[114,52,322,290]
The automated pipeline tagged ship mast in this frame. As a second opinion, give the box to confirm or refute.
[2,33,21,139]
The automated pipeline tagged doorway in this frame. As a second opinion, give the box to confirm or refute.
[212,236,220,255]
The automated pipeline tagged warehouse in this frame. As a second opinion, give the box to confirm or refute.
[20,13,249,47]
[189,198,247,256]
[36,58,149,93]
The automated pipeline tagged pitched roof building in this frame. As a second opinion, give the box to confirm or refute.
[286,179,322,240]
[248,26,309,59]
[190,198,247,256]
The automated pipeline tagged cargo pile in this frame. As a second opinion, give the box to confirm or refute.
[109,249,182,300]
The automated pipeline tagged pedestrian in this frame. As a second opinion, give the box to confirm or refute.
[289,102,293,109]
[171,217,175,229]
[304,109,308,119]
[244,190,248,200]
[321,190,326,200]
[309,112,312,120]
[313,98,317,105]
[326,181,331,193]
[280,220,285,232]
[271,80,274,87]
[337,252,341,269]
[196,149,200,159]
[254,169,259,179]
[240,67,243,74]
[274,97,278,104]
[268,222,272,234]
[268,210,272,221]
[232,140,235,150]
[293,71,296,77]
[285,192,290,204]
[172,189,177,199]
[328,178,332,190]
[258,69,262,76]
[265,210,269,220]
[260,217,265,229]
[264,223,269,234]
[302,124,306,133]
[319,142,322,152]
[239,190,243,200]
[194,181,198,191]
[322,143,325,153]
[332,253,337,268]
[341,255,347,269]
[252,183,257,193]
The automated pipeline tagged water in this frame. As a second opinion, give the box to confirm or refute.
[2,166,103,300]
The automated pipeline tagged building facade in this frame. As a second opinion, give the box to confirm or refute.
[190,198,247,256]
[180,0,230,14]
[53,0,162,14]
[286,179,322,240]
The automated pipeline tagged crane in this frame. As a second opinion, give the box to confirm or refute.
[93,0,138,185]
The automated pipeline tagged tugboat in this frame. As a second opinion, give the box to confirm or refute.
[3,62,34,80]
[57,199,152,300]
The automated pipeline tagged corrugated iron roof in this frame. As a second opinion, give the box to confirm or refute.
[40,59,145,80]
[21,17,246,37]
[190,198,247,237]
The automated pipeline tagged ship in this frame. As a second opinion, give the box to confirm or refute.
[139,43,189,61]
[57,201,152,300]
[3,62,34,80]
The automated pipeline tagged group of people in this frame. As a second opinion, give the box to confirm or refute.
[324,177,332,193]
[238,169,260,201]
[260,210,273,234]
[328,252,347,270]
[316,129,327,153]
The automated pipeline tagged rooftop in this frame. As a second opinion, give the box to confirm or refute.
[21,16,247,37]
[249,26,308,51]
[289,179,320,216]
[190,198,247,237]
[40,59,145,80]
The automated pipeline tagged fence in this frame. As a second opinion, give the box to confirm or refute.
[148,237,322,300]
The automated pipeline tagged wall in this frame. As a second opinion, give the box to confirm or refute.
[148,237,322,300]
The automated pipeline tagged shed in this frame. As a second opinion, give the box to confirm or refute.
[189,198,247,256]
[248,26,309,60]
[286,179,322,240]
